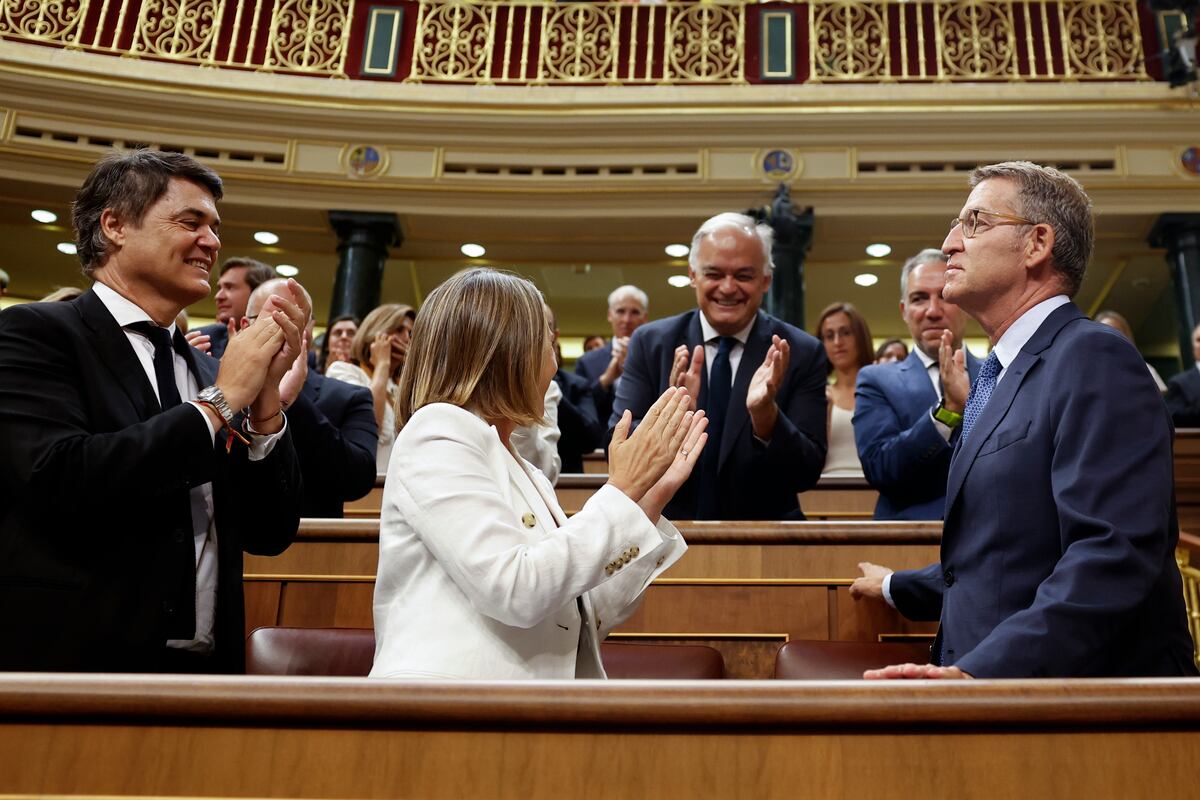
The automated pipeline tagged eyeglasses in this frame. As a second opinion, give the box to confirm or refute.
[950,208,1037,239]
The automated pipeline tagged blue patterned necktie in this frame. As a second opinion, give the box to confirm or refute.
[959,351,1001,445]
[696,336,735,519]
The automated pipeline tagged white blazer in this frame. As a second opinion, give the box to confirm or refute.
[369,403,687,680]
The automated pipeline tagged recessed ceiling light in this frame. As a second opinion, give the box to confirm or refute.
[31,209,57,224]
[56,242,77,255]
[275,264,299,277]
[667,275,691,288]
[254,231,280,245]
[665,244,690,258]
[854,273,879,287]
[461,243,486,258]
[865,243,892,258]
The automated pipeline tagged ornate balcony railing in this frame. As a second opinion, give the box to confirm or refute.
[0,0,356,76]
[0,0,1156,83]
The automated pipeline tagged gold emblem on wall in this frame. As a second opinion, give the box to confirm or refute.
[758,149,801,182]
[344,145,388,179]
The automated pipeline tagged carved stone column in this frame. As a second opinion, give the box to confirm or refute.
[327,211,401,325]
[1148,213,1200,366]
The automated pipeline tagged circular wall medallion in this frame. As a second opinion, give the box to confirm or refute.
[759,149,799,181]
[1182,147,1200,177]
[346,145,386,178]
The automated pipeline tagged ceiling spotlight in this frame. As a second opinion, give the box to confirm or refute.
[56,242,77,255]
[667,275,691,288]
[275,264,299,277]
[865,243,892,258]
[854,273,879,287]
[665,244,690,258]
[254,231,280,245]
[461,243,486,258]
[31,209,58,224]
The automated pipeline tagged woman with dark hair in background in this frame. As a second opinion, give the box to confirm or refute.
[321,314,359,373]
[816,302,874,476]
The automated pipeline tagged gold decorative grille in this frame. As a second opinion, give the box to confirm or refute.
[1178,549,1200,671]
[0,0,90,44]
[406,0,746,84]
[0,0,1153,82]
[0,0,353,76]
[808,0,1148,82]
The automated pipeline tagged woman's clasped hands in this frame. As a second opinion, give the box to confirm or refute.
[607,387,708,522]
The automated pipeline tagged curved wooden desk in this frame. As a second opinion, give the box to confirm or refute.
[2,675,1199,798]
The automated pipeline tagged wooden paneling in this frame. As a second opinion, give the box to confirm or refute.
[4,676,1200,799]
[245,521,941,676]
[1176,430,1200,533]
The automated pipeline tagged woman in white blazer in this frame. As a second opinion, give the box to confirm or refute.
[369,268,707,680]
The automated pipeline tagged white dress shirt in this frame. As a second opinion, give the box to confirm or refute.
[93,281,283,653]
[698,312,755,382]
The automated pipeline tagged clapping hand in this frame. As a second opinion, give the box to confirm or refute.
[669,345,704,412]
[746,335,789,439]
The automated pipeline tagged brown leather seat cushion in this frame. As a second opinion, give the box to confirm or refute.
[245,627,375,676]
[774,640,934,680]
[245,627,726,679]
[600,642,725,679]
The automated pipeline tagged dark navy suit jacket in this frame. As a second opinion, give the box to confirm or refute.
[937,302,1196,678]
[609,309,828,520]
[554,368,602,474]
[575,341,615,431]
[1165,366,1200,428]
[288,370,378,518]
[854,348,982,520]
[196,321,230,359]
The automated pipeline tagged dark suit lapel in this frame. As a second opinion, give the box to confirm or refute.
[720,312,769,469]
[965,349,982,382]
[682,311,707,401]
[76,289,160,421]
[944,349,1039,513]
[945,302,1082,514]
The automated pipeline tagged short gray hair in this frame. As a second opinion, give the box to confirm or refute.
[900,248,949,300]
[607,284,648,312]
[969,161,1093,297]
[688,212,774,275]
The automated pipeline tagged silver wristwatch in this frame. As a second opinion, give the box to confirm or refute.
[197,385,236,426]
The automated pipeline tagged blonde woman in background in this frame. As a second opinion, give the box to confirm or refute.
[325,303,415,471]
[816,302,874,476]
[369,268,707,680]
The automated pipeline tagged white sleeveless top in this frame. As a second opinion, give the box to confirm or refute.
[822,403,863,476]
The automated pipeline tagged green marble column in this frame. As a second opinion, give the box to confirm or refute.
[1148,213,1200,366]
[327,211,401,326]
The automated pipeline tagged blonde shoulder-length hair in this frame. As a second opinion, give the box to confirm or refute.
[396,268,549,431]
[349,303,415,370]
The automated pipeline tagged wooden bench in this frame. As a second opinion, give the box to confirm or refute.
[245,520,941,678]
[5,675,1200,798]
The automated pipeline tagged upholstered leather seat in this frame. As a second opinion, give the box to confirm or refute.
[246,627,725,679]
[599,642,725,679]
[245,627,375,676]
[773,640,934,679]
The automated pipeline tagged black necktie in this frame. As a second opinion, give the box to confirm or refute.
[696,336,735,519]
[128,321,182,411]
